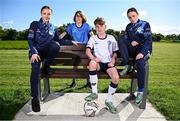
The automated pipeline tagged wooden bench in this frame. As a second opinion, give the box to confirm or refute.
[39,44,149,109]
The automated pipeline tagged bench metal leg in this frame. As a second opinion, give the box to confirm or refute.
[130,78,137,95]
[41,78,50,101]
[126,78,137,101]
[139,62,149,109]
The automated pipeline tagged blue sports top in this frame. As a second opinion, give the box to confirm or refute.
[66,22,91,44]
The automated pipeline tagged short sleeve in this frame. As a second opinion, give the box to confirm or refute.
[85,23,91,33]
[112,36,119,52]
[65,24,73,36]
[86,36,95,49]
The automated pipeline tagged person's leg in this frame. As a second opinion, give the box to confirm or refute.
[106,67,119,102]
[118,38,135,76]
[42,41,60,74]
[128,44,137,60]
[135,58,146,106]
[118,37,129,65]
[84,60,99,101]
[136,58,146,92]
[70,66,77,88]
[30,61,41,112]
[105,67,119,113]
[59,39,73,45]
[83,65,91,88]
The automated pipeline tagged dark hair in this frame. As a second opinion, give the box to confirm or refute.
[127,7,138,14]
[41,6,52,13]
[73,10,86,23]
[94,17,106,25]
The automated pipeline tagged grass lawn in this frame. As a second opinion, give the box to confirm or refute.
[0,42,180,120]
[0,40,28,50]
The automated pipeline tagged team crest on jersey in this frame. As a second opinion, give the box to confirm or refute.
[49,30,54,35]
[136,27,144,34]
[107,40,112,45]
[95,42,98,45]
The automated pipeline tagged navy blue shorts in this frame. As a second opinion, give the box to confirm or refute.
[98,62,115,73]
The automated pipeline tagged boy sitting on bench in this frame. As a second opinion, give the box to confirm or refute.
[85,17,120,114]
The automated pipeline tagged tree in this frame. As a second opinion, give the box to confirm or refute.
[16,29,28,40]
[0,26,6,40]
[178,34,180,40]
[58,24,66,33]
[152,33,164,42]
[106,29,120,40]
[2,28,17,40]
[58,23,71,40]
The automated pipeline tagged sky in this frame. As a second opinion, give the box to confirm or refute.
[0,0,180,35]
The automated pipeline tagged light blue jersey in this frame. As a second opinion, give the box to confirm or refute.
[66,22,91,44]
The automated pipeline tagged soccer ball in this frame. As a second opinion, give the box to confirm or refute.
[84,101,98,117]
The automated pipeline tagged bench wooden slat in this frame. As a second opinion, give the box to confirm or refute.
[41,68,137,79]
[60,45,86,51]
[56,52,88,59]
[52,58,89,66]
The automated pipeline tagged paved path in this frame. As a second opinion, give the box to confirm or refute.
[14,93,166,121]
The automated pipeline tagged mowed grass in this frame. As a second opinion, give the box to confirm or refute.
[0,40,28,50]
[0,42,180,120]
[148,42,180,120]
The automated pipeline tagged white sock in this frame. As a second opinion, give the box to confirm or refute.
[89,73,98,94]
[106,82,118,102]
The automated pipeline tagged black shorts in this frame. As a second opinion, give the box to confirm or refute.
[98,62,114,73]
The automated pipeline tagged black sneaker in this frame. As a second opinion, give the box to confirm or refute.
[31,98,40,112]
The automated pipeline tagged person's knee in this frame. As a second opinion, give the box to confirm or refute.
[111,74,119,84]
[31,62,40,73]
[89,60,97,70]
[136,59,145,68]
[55,42,60,51]
[51,42,60,52]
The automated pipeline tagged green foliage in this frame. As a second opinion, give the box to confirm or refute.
[58,23,72,40]
[152,33,164,42]
[16,29,28,40]
[106,29,120,40]
[0,26,28,40]
[165,34,180,41]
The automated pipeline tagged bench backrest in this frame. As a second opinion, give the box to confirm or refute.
[52,45,125,67]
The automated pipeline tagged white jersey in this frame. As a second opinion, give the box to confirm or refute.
[86,34,119,63]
